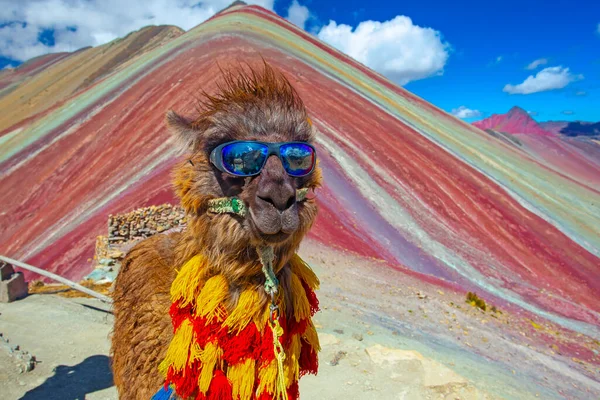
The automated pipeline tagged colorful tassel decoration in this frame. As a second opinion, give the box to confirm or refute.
[156,255,320,399]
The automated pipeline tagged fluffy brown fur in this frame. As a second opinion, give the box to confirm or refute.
[111,62,322,399]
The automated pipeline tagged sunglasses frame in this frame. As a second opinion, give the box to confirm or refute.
[209,140,317,177]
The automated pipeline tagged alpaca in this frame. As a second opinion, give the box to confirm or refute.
[111,63,322,400]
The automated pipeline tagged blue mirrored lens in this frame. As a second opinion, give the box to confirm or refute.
[280,143,315,176]
[221,142,268,176]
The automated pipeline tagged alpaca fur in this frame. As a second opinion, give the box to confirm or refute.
[111,62,322,399]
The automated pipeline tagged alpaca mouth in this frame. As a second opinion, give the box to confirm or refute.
[248,207,295,244]
[258,230,292,244]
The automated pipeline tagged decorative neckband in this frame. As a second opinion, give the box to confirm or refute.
[152,254,320,400]
[206,188,309,217]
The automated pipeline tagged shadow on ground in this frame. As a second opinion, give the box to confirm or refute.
[20,355,113,400]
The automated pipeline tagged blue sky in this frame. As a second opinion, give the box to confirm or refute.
[1,0,598,122]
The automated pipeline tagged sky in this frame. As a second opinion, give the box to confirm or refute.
[0,0,598,123]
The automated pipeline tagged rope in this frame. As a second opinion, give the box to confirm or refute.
[258,245,288,400]
[0,255,112,303]
[269,313,288,400]
[257,245,278,294]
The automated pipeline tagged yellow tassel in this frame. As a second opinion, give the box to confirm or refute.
[197,341,223,394]
[302,321,321,352]
[255,300,273,334]
[158,319,194,375]
[171,255,206,306]
[256,360,277,396]
[289,273,311,322]
[285,334,302,387]
[189,342,202,364]
[225,289,262,332]
[227,358,256,400]
[195,274,229,321]
[289,254,320,290]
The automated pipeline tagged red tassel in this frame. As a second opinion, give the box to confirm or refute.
[222,323,260,364]
[193,316,227,348]
[287,318,308,338]
[298,338,318,376]
[196,392,206,400]
[256,322,275,363]
[169,300,193,332]
[279,314,290,346]
[206,370,232,400]
[287,381,300,400]
[256,392,273,400]
[173,361,201,398]
[301,280,319,316]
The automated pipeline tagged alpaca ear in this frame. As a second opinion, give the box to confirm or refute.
[166,110,202,152]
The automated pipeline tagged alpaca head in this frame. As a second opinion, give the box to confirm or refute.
[169,63,321,265]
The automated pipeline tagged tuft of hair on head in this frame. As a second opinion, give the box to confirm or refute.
[166,60,313,155]
[192,60,305,129]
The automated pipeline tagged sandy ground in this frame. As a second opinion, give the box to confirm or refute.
[1,240,598,399]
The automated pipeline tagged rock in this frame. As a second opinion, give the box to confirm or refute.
[98,258,115,266]
[365,344,466,388]
[0,271,28,303]
[352,333,364,341]
[330,350,347,366]
[108,250,125,259]
[333,329,344,335]
[319,333,340,346]
[0,262,15,281]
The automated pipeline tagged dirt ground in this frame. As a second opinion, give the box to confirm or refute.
[1,240,598,399]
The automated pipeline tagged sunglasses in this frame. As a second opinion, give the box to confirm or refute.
[209,141,317,177]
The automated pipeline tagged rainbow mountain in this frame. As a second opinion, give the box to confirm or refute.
[0,4,599,394]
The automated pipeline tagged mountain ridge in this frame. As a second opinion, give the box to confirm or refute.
[0,24,184,132]
[473,106,599,137]
[1,0,599,354]
[473,106,552,135]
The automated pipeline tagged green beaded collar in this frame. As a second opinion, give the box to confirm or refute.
[207,188,309,217]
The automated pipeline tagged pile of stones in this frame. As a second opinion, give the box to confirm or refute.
[107,204,186,244]
[86,204,186,282]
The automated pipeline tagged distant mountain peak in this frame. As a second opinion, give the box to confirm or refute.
[473,107,551,135]
[507,106,529,116]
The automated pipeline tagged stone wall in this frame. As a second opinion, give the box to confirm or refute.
[87,203,186,282]
[107,204,186,244]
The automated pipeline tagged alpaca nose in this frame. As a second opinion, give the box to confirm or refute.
[256,156,296,212]
[257,191,296,212]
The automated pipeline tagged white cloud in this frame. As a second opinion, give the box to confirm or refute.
[526,58,548,70]
[0,0,274,62]
[317,16,450,85]
[451,106,481,119]
[503,66,583,95]
[286,0,309,30]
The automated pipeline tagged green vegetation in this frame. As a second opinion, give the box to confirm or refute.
[466,292,487,311]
